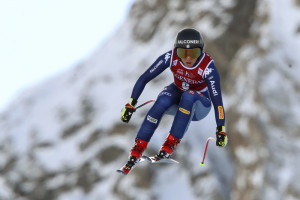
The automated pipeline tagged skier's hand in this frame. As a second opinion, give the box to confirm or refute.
[216,126,228,147]
[121,98,137,123]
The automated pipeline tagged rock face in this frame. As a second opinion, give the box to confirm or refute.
[1,0,300,199]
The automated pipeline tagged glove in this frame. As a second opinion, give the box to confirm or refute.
[121,98,137,123]
[216,126,228,147]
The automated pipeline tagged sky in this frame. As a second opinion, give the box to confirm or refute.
[0,0,133,112]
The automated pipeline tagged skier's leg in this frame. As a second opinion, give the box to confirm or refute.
[191,99,211,121]
[135,84,181,142]
[191,91,211,121]
[158,90,211,158]
[128,84,181,160]
[170,90,211,138]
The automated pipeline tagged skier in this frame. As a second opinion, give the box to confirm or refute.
[119,28,227,175]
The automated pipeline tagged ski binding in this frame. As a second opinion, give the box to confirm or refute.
[116,155,151,175]
[144,155,179,164]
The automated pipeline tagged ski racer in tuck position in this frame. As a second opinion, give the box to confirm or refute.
[119,28,228,175]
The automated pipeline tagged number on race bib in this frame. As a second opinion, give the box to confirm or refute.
[182,82,189,90]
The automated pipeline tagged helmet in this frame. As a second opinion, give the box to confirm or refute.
[174,28,204,50]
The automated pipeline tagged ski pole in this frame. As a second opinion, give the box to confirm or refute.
[135,100,155,110]
[200,137,216,166]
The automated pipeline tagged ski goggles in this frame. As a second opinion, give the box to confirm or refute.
[176,48,201,59]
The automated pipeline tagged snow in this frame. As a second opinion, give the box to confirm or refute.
[152,167,196,200]
[58,189,88,200]
[0,0,300,199]
[0,177,12,199]
[268,0,300,82]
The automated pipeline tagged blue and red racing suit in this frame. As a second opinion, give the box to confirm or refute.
[131,49,225,141]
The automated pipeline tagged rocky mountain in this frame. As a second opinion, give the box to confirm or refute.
[1,0,300,199]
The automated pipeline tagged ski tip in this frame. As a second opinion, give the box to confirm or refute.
[116,169,127,175]
[200,162,205,166]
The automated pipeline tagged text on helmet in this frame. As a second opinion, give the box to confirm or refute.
[177,40,200,44]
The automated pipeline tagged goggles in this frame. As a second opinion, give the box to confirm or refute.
[176,48,201,59]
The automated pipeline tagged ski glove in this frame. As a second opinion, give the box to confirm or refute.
[121,98,137,123]
[216,126,228,147]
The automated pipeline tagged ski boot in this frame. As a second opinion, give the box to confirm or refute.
[117,138,148,175]
[151,134,181,163]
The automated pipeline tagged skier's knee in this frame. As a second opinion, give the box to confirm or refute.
[181,90,197,103]
[155,95,173,109]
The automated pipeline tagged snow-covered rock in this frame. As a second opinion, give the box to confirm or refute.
[1,0,300,199]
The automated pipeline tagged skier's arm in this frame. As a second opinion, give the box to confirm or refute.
[121,51,172,123]
[131,51,172,100]
[204,62,227,147]
[204,62,225,126]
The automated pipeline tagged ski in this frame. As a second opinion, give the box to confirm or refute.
[116,155,151,175]
[144,155,179,164]
[116,154,179,175]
